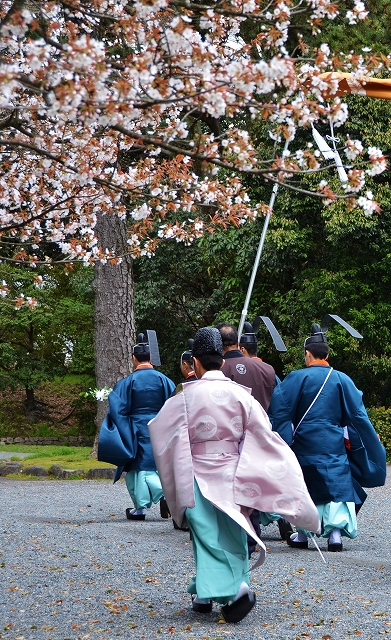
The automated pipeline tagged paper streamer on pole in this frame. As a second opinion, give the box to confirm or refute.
[311,125,348,183]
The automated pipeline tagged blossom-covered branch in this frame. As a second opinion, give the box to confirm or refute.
[0,0,388,262]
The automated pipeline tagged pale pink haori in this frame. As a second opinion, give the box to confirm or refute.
[148,371,320,567]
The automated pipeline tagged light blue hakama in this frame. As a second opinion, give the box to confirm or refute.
[297,501,358,539]
[185,481,249,604]
[125,470,164,509]
[259,511,283,526]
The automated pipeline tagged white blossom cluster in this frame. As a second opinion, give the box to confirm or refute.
[81,386,113,401]
[0,0,387,262]
[366,147,387,176]
[345,138,364,161]
[357,191,379,216]
[346,1,368,25]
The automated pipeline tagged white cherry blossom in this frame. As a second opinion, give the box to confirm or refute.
[0,0,386,266]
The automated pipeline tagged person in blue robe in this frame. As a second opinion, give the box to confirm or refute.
[268,324,386,551]
[98,336,175,520]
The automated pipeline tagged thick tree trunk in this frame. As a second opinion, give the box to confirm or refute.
[24,323,38,422]
[90,213,135,456]
[24,386,37,421]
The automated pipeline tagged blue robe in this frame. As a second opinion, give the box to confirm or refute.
[98,367,175,482]
[268,364,386,505]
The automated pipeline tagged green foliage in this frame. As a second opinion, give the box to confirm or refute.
[133,84,391,400]
[0,264,94,414]
[367,407,391,460]
[0,375,96,438]
[311,0,391,56]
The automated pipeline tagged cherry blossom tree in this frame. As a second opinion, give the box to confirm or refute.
[0,0,389,443]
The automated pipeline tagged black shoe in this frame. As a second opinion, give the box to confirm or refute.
[160,498,171,519]
[191,596,212,613]
[278,518,293,540]
[287,533,308,549]
[125,508,145,521]
[221,591,256,623]
[173,520,190,532]
[327,541,343,552]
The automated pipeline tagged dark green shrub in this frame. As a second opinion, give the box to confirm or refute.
[367,407,391,461]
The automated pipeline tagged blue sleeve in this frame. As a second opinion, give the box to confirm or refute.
[97,377,137,466]
[162,375,176,399]
[337,372,386,487]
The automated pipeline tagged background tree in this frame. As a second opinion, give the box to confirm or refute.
[0,0,390,438]
[133,91,391,403]
[0,263,94,420]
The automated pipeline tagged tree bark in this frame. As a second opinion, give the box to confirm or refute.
[91,212,135,456]
[24,386,37,420]
[24,323,37,421]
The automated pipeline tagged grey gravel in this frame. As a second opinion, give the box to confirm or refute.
[1,470,390,640]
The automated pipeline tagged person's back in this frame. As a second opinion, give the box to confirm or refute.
[149,327,320,622]
[120,368,172,470]
[222,355,275,410]
[99,334,175,520]
[125,367,175,418]
[269,323,386,551]
[217,323,276,411]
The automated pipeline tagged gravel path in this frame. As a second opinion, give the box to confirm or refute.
[1,471,390,640]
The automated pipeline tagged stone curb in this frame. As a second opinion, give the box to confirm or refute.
[0,461,115,480]
[0,462,22,476]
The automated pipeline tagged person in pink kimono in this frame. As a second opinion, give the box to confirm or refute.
[148,327,320,624]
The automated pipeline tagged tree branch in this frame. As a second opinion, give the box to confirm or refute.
[0,0,26,29]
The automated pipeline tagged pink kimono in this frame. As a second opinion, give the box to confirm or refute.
[149,370,320,567]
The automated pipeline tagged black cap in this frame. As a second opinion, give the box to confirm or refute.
[132,333,150,357]
[240,322,258,346]
[181,339,194,362]
[192,328,223,357]
[304,323,328,348]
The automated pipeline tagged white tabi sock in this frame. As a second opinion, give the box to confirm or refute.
[233,581,250,602]
[193,596,211,604]
[329,528,342,544]
[295,531,308,543]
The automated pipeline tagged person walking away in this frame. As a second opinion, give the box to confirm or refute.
[148,327,320,623]
[172,340,197,396]
[218,322,289,551]
[268,323,386,551]
[98,333,175,520]
[238,324,292,544]
[217,323,277,409]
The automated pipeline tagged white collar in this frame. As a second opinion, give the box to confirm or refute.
[200,370,227,380]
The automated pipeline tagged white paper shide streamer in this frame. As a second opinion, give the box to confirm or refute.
[312,126,348,183]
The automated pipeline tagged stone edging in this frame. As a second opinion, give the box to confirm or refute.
[0,461,115,479]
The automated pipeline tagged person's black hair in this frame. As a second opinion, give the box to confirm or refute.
[181,351,193,366]
[196,353,224,370]
[134,351,151,363]
[305,342,329,359]
[244,343,258,357]
[216,323,238,348]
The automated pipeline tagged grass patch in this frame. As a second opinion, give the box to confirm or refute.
[0,445,115,472]
[1,444,89,454]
